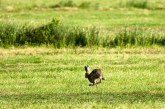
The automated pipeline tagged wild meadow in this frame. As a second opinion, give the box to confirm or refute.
[0,0,165,108]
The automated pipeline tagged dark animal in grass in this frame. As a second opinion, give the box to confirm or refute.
[84,65,105,86]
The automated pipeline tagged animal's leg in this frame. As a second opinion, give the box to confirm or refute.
[89,80,97,86]
[99,78,102,83]
[89,81,95,86]
[89,84,93,86]
[89,80,98,86]
[94,82,97,87]
[89,83,96,86]
[96,78,102,84]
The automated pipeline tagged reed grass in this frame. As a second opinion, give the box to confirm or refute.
[0,19,165,48]
[126,0,149,9]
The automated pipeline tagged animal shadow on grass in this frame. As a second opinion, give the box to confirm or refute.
[1,91,165,104]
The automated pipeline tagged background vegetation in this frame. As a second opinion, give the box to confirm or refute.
[0,0,165,48]
[0,19,165,48]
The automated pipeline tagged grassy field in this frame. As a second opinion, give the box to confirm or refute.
[1,6,165,27]
[0,48,165,108]
[1,0,165,26]
[0,0,165,108]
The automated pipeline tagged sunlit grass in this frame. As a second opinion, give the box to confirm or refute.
[0,47,165,108]
[0,0,165,108]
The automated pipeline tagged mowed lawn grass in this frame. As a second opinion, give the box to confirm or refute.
[1,9,165,27]
[0,0,165,27]
[0,48,165,108]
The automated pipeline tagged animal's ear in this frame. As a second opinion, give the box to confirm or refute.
[84,65,89,71]
[84,66,87,70]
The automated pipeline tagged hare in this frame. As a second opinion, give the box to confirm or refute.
[84,65,105,86]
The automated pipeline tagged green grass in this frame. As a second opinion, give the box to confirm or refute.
[0,48,165,108]
[0,0,165,108]
[0,0,165,27]
[0,0,165,10]
[1,9,165,27]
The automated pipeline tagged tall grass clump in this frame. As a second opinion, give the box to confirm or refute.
[0,20,165,48]
[65,27,88,47]
[0,23,18,47]
[113,27,165,47]
[24,19,68,47]
[114,28,141,46]
[87,27,101,47]
[50,1,99,9]
[50,0,76,8]
[0,19,101,48]
[126,0,149,9]
[79,2,91,9]
[59,0,76,7]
